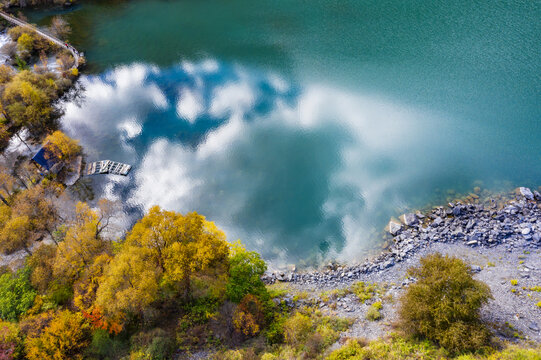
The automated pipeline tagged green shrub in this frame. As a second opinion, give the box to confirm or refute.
[365,302,382,321]
[264,313,287,344]
[85,329,127,359]
[226,243,268,303]
[321,287,351,302]
[326,335,445,360]
[0,266,36,321]
[283,312,313,345]
[131,328,175,360]
[326,339,365,360]
[351,282,377,303]
[219,349,243,360]
[47,281,72,306]
[398,253,493,355]
[484,345,541,360]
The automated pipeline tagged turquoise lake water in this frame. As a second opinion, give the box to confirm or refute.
[26,0,541,265]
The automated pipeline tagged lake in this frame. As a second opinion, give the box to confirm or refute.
[25,0,541,266]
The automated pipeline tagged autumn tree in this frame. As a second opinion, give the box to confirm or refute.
[0,65,14,84]
[16,32,34,60]
[0,214,32,255]
[233,294,265,337]
[49,16,71,39]
[13,161,39,190]
[0,185,59,255]
[11,185,57,239]
[95,245,161,319]
[0,124,9,151]
[0,166,17,206]
[95,207,230,320]
[127,206,230,300]
[0,70,61,139]
[53,202,110,282]
[3,73,52,137]
[43,130,81,162]
[72,253,123,335]
[27,244,56,293]
[24,310,91,360]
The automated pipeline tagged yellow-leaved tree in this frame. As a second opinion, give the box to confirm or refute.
[43,130,81,162]
[10,185,58,240]
[3,75,52,137]
[96,245,161,317]
[0,166,17,206]
[53,202,110,282]
[24,310,91,360]
[95,206,230,320]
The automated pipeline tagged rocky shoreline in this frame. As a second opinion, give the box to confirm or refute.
[263,186,541,285]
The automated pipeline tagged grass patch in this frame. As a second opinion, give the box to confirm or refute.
[365,301,383,321]
[320,287,351,302]
[267,283,289,298]
[351,281,378,303]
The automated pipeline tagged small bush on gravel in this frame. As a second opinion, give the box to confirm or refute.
[283,312,313,345]
[398,253,493,355]
[365,301,383,321]
[326,335,444,360]
[351,282,377,303]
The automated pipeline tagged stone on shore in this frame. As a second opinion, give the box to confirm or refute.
[400,213,418,226]
[517,187,534,200]
[388,219,403,235]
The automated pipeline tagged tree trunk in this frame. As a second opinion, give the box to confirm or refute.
[16,132,32,153]
[182,272,191,302]
[13,173,28,190]
[46,228,58,246]
[0,194,9,206]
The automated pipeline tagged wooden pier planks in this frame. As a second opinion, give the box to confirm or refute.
[86,160,132,176]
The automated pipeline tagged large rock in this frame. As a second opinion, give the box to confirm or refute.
[432,217,443,227]
[452,206,463,217]
[388,219,403,235]
[517,187,534,200]
[400,213,418,226]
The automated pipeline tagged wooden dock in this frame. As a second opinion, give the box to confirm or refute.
[86,160,131,176]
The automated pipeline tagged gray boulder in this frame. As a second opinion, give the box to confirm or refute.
[400,213,418,226]
[517,187,534,200]
[388,219,403,235]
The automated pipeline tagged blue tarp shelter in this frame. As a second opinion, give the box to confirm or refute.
[31,145,59,171]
